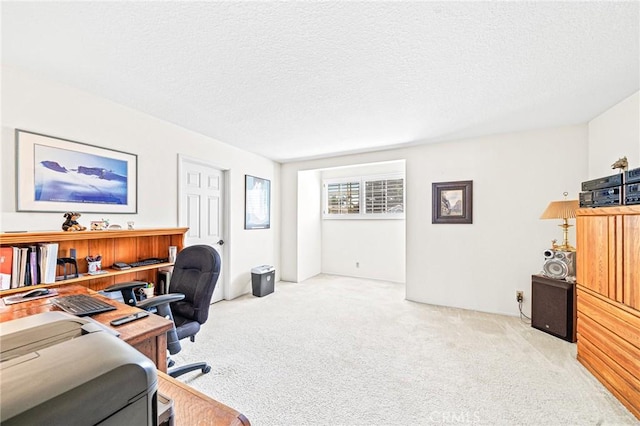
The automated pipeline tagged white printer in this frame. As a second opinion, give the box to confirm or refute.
[0,311,162,425]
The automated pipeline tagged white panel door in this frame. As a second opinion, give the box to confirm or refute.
[178,156,225,303]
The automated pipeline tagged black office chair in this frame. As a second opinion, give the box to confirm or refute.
[105,245,221,378]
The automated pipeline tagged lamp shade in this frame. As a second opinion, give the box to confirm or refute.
[540,200,579,220]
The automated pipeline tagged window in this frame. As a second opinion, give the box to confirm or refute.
[326,181,360,214]
[365,178,404,214]
[323,174,404,219]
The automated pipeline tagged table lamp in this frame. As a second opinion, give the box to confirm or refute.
[540,193,579,252]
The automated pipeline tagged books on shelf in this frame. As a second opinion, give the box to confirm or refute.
[1,243,59,288]
[18,247,28,286]
[11,247,19,288]
[0,247,12,290]
[29,248,39,286]
[39,243,59,284]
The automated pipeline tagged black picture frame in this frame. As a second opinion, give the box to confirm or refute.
[245,175,271,230]
[432,180,473,224]
[15,129,138,213]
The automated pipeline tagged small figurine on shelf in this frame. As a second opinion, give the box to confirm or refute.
[611,156,628,172]
[90,221,107,231]
[62,212,87,232]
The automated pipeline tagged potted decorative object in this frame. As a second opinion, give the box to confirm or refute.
[141,282,155,298]
[86,255,102,275]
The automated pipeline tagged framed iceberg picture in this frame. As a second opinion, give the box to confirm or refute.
[16,129,138,213]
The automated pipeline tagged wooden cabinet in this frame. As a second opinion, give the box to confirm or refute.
[576,205,640,419]
[577,206,640,308]
[622,214,640,308]
[0,228,187,295]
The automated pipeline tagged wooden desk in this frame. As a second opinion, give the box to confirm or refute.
[1,286,251,424]
[158,371,250,426]
[0,285,173,372]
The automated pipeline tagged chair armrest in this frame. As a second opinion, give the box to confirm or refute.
[136,293,185,311]
[137,293,186,356]
[104,281,148,306]
[104,281,147,292]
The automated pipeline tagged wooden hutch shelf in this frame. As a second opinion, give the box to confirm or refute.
[0,228,188,295]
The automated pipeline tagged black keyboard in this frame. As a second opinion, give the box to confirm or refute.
[128,258,167,268]
[51,294,117,317]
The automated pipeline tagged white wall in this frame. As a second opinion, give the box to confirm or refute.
[320,161,405,283]
[282,125,588,316]
[588,91,640,178]
[0,67,280,300]
[280,168,299,282]
[281,161,406,283]
[297,170,322,282]
[321,220,405,282]
[404,127,587,316]
[281,153,408,282]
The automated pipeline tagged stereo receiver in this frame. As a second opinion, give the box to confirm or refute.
[579,186,621,207]
[626,167,640,184]
[626,183,640,205]
[581,173,623,192]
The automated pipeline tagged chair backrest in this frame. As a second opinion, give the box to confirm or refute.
[169,245,221,325]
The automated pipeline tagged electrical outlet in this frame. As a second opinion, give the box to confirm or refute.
[516,291,524,303]
[356,262,360,268]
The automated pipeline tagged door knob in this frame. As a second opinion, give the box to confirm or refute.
[217,239,224,246]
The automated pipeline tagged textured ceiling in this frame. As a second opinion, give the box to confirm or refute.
[2,1,639,162]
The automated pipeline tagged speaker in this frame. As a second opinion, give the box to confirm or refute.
[542,250,575,280]
[531,274,576,342]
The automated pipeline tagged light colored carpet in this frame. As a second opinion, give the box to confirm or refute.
[171,274,636,425]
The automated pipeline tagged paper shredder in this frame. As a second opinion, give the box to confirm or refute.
[251,265,275,297]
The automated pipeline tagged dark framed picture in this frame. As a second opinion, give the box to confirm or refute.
[245,175,271,230]
[16,129,137,213]
[432,180,473,224]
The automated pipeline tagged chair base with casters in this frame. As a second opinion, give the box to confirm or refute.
[137,295,212,378]
[168,360,211,377]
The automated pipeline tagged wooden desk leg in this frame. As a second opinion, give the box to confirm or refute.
[131,333,168,373]
[156,332,167,373]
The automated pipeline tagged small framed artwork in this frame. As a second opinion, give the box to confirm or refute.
[16,129,137,213]
[245,175,271,230]
[432,180,473,224]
